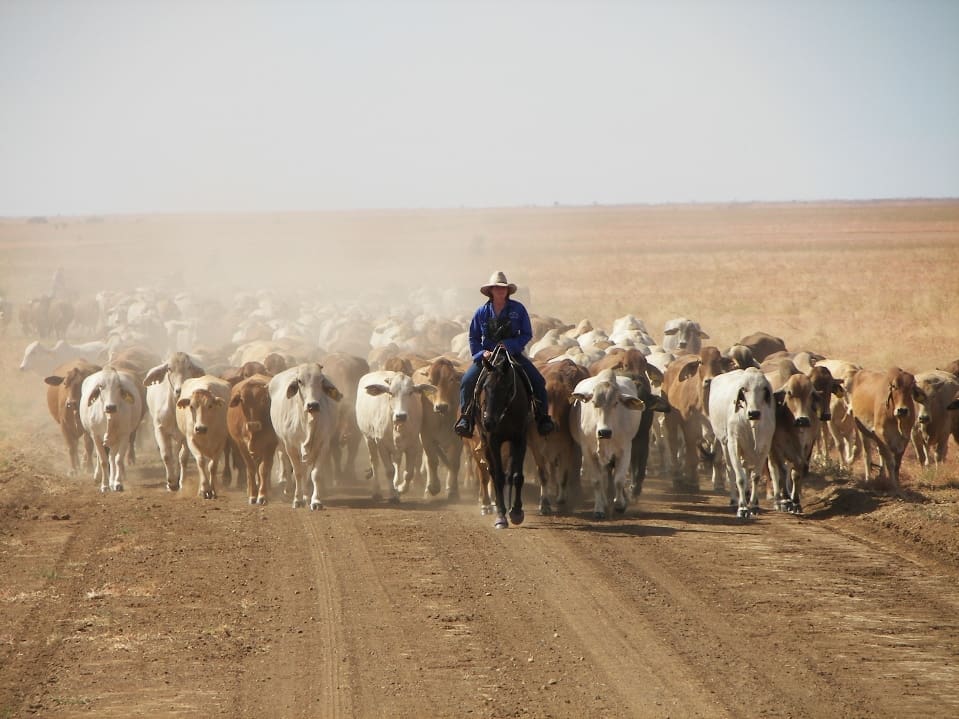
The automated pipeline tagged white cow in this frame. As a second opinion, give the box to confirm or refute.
[143,352,206,492]
[20,339,109,376]
[911,370,959,467]
[175,375,231,499]
[569,369,646,519]
[269,363,342,509]
[708,368,776,518]
[355,370,434,503]
[79,366,144,493]
[662,317,709,355]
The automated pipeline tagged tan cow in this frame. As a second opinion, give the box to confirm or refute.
[321,352,371,485]
[413,357,465,499]
[662,346,732,490]
[736,332,788,363]
[911,370,959,467]
[44,359,101,474]
[176,375,232,499]
[848,367,924,494]
[527,358,590,515]
[815,358,863,469]
[227,374,278,505]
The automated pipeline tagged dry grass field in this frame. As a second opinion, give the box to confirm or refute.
[2,200,959,718]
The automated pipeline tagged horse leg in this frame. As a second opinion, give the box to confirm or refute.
[508,439,527,525]
[486,437,508,528]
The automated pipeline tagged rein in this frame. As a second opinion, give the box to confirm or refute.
[481,345,520,430]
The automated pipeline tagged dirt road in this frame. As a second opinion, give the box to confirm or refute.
[2,440,958,719]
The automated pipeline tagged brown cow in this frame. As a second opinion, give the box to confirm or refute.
[662,346,732,490]
[227,374,278,505]
[589,348,670,498]
[527,359,590,514]
[413,357,465,499]
[911,370,959,467]
[767,370,838,514]
[814,358,863,469]
[321,352,371,485]
[848,367,925,494]
[737,332,788,363]
[44,359,101,474]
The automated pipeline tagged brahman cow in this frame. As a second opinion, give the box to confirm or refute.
[227,374,278,505]
[20,339,109,376]
[569,369,646,519]
[44,359,101,474]
[662,317,709,356]
[176,375,232,499]
[707,368,776,518]
[527,358,590,515]
[143,352,206,492]
[355,370,434,503]
[661,347,732,490]
[589,348,670,498]
[911,370,959,467]
[269,363,342,509]
[413,357,465,499]
[79,366,144,493]
[848,367,924,495]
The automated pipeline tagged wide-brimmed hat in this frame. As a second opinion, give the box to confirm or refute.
[480,271,517,298]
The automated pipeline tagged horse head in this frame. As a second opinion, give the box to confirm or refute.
[478,346,527,435]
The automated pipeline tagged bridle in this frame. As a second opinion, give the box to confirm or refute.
[480,344,519,429]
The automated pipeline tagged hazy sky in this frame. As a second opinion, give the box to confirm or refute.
[1,0,957,215]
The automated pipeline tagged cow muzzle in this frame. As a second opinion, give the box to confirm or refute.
[819,411,832,421]
[393,412,408,425]
[105,404,118,414]
[597,428,613,439]
[918,414,931,425]
[195,425,208,435]
[306,401,320,414]
[894,407,910,418]
[794,416,811,428]
[747,410,762,421]
[434,403,449,415]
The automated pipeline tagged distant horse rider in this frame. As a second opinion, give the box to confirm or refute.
[454,271,555,438]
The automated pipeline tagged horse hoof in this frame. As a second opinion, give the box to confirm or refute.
[427,482,441,497]
[509,510,525,526]
[493,516,508,529]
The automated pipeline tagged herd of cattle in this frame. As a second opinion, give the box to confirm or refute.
[11,286,959,522]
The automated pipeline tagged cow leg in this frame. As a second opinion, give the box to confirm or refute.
[443,441,463,500]
[613,446,633,515]
[365,437,382,500]
[155,427,179,490]
[309,452,326,511]
[177,441,190,491]
[768,455,789,512]
[93,442,109,492]
[257,452,273,505]
[629,413,653,498]
[65,430,80,475]
[423,446,442,498]
[82,433,95,473]
[243,451,259,504]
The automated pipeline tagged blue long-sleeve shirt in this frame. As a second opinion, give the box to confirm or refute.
[468,299,533,362]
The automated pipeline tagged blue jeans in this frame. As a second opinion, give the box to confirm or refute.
[460,354,549,416]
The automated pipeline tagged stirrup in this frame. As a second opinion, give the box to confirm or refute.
[454,415,473,437]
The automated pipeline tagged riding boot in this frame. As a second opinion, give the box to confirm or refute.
[533,404,555,436]
[454,411,474,437]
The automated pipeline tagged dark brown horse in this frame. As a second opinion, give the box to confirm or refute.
[474,345,531,529]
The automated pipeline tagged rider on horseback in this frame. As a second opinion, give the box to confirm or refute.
[454,271,555,438]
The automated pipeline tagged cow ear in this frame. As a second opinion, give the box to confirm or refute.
[623,396,646,412]
[88,387,100,405]
[569,392,591,404]
[143,363,169,386]
[773,389,786,406]
[721,357,737,373]
[414,383,437,397]
[698,329,710,339]
[213,397,226,406]
[286,381,299,399]
[229,394,243,407]
[947,396,959,410]
[323,382,343,402]
[912,386,927,404]
[831,380,845,397]
[644,365,664,386]
[678,359,701,382]
[735,388,746,409]
[663,327,679,336]
[44,375,65,386]
[365,384,390,397]
[176,397,191,409]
